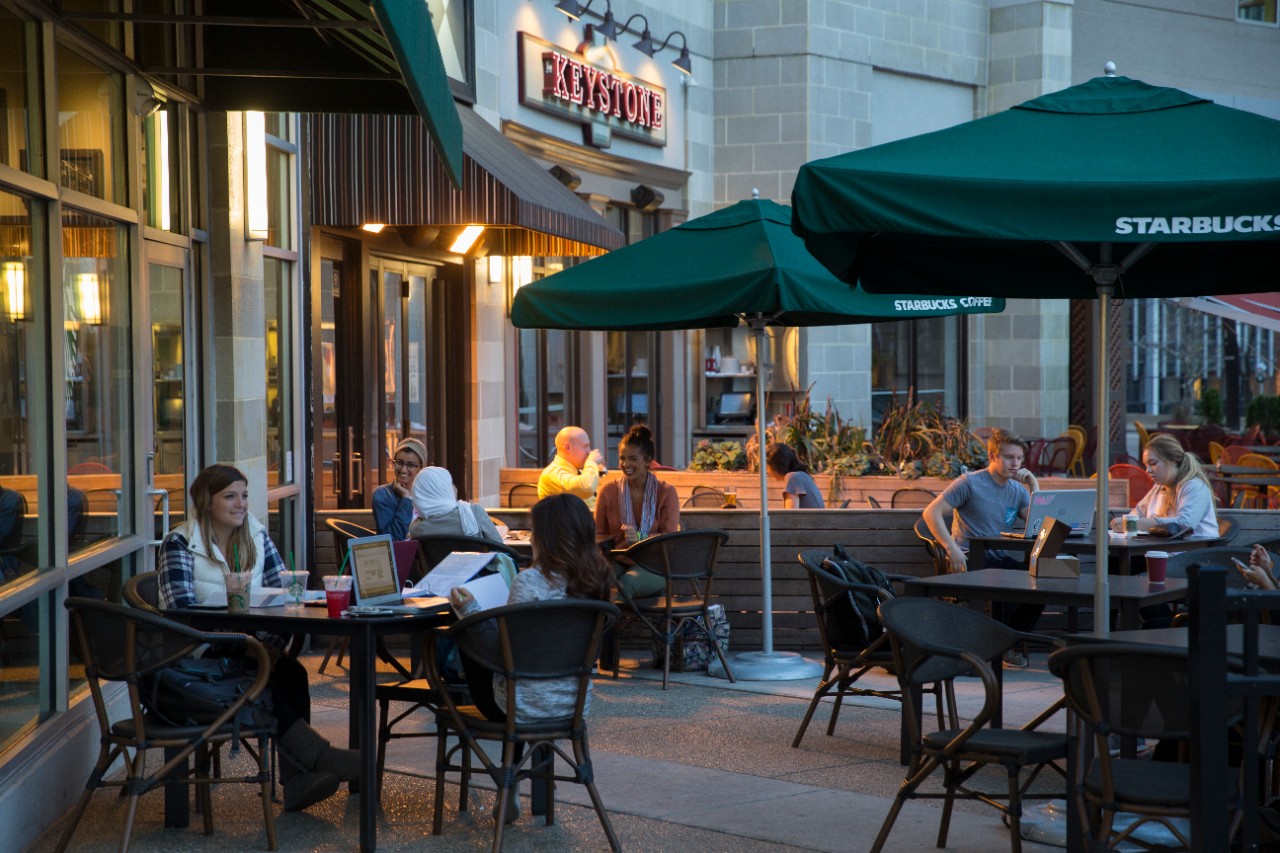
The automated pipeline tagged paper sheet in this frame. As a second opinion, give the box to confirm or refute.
[408,551,498,597]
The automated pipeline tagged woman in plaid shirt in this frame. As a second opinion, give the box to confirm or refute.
[158,464,359,811]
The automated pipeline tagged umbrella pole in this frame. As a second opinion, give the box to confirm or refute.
[756,322,773,655]
[707,319,821,681]
[1094,287,1112,637]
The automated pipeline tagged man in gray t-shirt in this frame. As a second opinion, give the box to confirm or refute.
[922,430,1042,641]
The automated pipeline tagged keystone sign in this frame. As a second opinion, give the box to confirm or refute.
[518,32,667,147]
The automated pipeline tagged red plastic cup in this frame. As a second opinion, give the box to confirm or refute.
[1146,550,1169,584]
[324,575,353,619]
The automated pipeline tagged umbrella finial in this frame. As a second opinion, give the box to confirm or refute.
[752,187,759,199]
[1103,60,1117,77]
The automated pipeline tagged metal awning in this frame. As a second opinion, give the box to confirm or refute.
[75,0,464,188]
[309,110,625,256]
[1172,293,1280,334]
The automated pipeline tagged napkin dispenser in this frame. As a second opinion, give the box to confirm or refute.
[1029,517,1080,579]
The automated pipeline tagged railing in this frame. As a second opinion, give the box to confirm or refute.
[1187,565,1280,851]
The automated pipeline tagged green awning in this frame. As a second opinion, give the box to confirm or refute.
[119,0,464,188]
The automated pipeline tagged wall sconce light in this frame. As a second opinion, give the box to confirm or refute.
[513,257,534,291]
[555,0,588,19]
[361,223,387,234]
[2,261,25,321]
[244,111,269,241]
[133,78,166,117]
[488,255,504,284]
[449,225,485,254]
[594,0,619,39]
[75,273,102,325]
[630,184,665,212]
[622,14,656,56]
[655,30,692,74]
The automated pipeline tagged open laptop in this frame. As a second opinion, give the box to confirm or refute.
[347,534,403,607]
[1001,489,1097,538]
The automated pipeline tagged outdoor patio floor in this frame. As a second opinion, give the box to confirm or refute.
[28,644,1072,853]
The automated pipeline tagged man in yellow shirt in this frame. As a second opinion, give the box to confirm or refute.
[537,426,607,510]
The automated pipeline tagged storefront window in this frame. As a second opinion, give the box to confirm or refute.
[149,261,186,514]
[1,594,49,749]
[267,494,297,575]
[871,317,965,427]
[55,44,125,205]
[0,10,33,173]
[265,143,292,250]
[264,257,293,483]
[64,209,132,552]
[66,557,126,700]
[517,324,577,467]
[0,190,39,586]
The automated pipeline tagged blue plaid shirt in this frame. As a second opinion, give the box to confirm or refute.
[158,524,287,649]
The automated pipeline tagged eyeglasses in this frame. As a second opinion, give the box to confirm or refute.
[392,459,421,470]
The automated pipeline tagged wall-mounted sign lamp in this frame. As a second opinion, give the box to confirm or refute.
[2,261,25,321]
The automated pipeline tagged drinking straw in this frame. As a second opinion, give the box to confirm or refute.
[337,547,351,577]
[289,551,295,573]
[234,543,240,573]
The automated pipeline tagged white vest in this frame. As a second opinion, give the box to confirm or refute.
[166,514,270,606]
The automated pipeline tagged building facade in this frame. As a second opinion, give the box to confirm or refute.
[1,1,1278,847]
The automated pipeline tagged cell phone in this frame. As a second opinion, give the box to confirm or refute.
[1231,557,1251,573]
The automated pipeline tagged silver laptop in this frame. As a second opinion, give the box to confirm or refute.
[1004,489,1098,538]
[347,534,404,607]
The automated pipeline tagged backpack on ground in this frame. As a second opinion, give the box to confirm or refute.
[819,543,895,652]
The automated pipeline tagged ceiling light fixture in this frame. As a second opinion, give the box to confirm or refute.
[361,223,386,234]
[449,225,485,254]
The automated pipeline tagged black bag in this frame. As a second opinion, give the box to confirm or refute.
[820,543,895,652]
[143,655,274,731]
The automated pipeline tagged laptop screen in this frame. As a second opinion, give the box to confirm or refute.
[347,534,402,607]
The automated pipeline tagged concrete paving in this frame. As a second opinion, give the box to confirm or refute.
[27,647,1070,853]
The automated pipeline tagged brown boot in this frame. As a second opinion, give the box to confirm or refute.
[280,719,362,782]
[279,750,340,811]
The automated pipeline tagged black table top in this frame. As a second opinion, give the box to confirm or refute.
[903,568,1188,607]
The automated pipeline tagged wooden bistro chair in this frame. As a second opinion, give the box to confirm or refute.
[507,483,539,508]
[682,484,730,508]
[426,599,622,852]
[60,598,277,853]
[890,487,936,509]
[871,597,1067,853]
[610,529,734,689]
[791,549,947,749]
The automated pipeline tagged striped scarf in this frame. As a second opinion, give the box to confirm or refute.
[618,474,659,537]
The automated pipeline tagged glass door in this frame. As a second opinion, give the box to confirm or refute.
[316,237,367,509]
[379,263,435,484]
[146,243,191,537]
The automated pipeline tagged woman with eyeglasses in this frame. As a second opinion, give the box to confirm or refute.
[372,437,427,539]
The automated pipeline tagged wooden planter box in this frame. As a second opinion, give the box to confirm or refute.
[499,468,1129,510]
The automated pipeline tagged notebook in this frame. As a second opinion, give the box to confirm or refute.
[1000,489,1097,538]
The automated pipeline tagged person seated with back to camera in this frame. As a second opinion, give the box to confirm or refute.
[766,443,826,509]
[594,423,680,599]
[371,437,427,540]
[448,494,613,823]
[158,464,360,811]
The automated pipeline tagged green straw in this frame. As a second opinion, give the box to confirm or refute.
[337,547,351,577]
[289,551,295,573]
[233,543,240,573]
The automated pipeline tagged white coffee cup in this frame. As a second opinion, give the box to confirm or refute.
[720,356,740,374]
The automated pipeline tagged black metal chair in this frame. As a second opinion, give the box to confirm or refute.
[681,485,728,508]
[59,598,277,853]
[507,483,539,508]
[1048,642,1244,851]
[426,599,622,852]
[122,571,160,612]
[373,532,525,795]
[871,597,1067,853]
[319,518,377,673]
[913,515,951,575]
[610,529,734,689]
[412,533,526,572]
[891,487,936,509]
[791,549,948,748]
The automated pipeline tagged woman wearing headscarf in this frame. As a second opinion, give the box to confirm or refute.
[407,466,504,543]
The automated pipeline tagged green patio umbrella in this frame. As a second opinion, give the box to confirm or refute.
[791,73,1280,657]
[512,196,1005,680]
